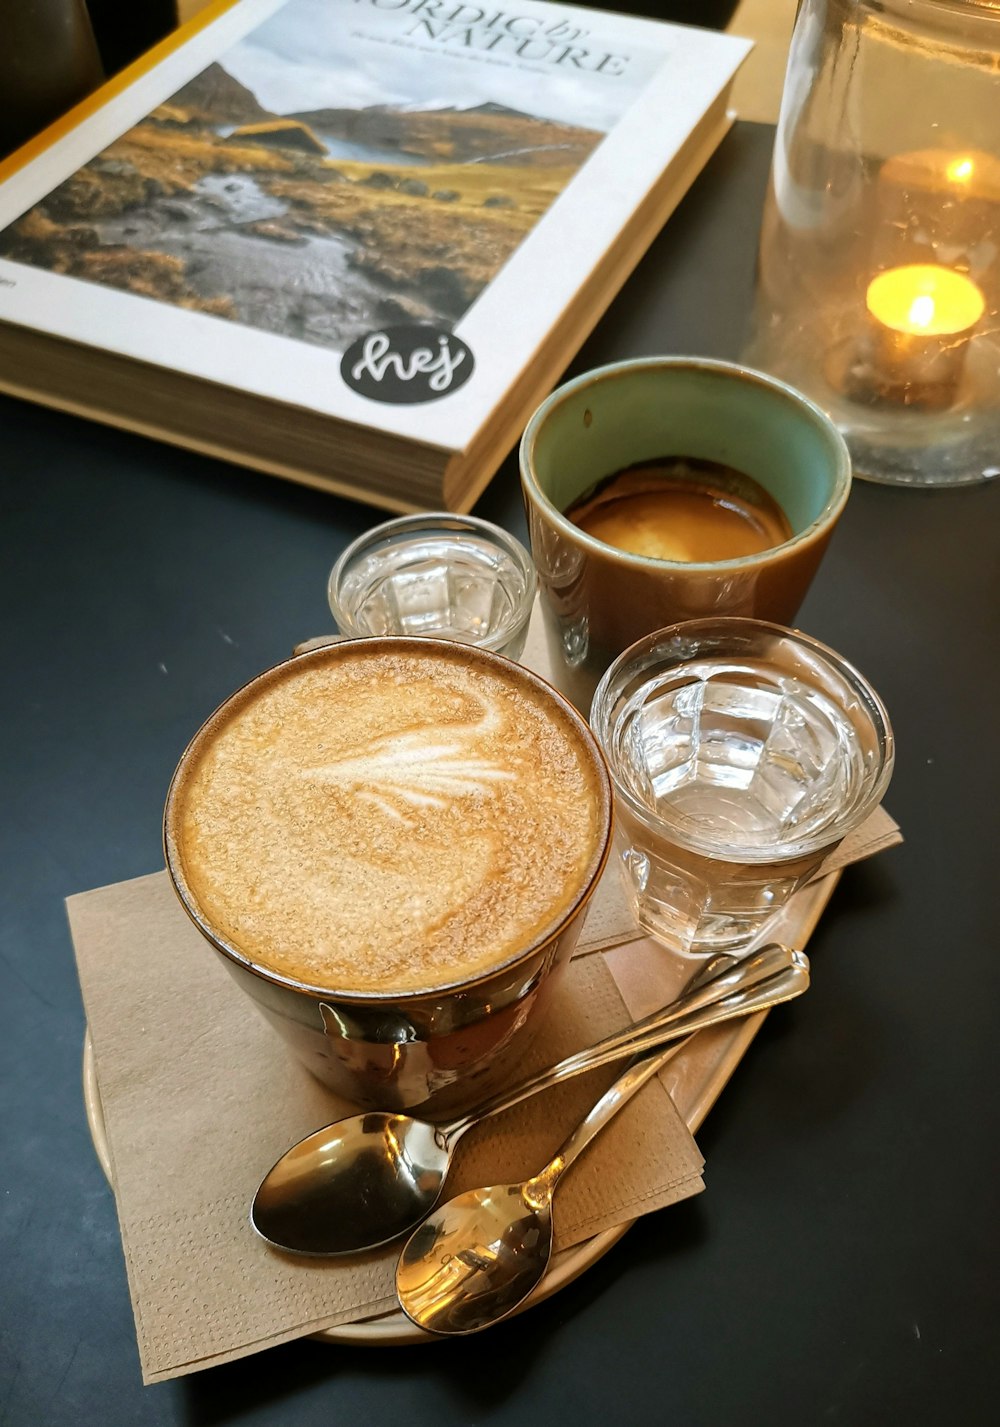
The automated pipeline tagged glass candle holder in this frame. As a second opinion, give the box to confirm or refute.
[328,513,536,661]
[745,0,1000,487]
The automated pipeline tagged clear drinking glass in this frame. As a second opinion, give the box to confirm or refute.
[590,618,894,961]
[745,0,1000,487]
[328,513,536,660]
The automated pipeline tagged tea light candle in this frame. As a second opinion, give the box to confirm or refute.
[863,263,985,408]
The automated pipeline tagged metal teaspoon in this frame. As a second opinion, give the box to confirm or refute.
[251,943,807,1255]
[395,954,810,1335]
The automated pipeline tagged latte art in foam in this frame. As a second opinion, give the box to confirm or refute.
[301,708,514,824]
[166,642,606,994]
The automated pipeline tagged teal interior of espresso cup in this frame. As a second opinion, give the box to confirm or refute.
[521,357,851,542]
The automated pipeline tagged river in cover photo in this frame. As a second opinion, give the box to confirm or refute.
[0,0,620,352]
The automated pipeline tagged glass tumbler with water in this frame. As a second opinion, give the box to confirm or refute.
[590,618,894,961]
[328,513,536,660]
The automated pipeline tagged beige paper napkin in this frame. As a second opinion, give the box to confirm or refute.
[69,872,705,1384]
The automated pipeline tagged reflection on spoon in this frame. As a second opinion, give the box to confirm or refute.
[395,956,810,1335]
[252,945,808,1256]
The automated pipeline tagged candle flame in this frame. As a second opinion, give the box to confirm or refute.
[908,294,936,330]
[945,156,974,184]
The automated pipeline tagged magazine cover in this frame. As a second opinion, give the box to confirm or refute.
[0,0,749,451]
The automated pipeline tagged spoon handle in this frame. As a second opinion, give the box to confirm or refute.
[525,1036,699,1204]
[444,946,808,1143]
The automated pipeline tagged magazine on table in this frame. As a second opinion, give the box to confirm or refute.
[0,0,751,511]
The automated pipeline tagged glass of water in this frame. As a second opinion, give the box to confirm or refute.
[328,513,536,661]
[590,618,894,961]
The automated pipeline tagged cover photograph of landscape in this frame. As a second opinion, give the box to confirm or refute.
[0,0,651,353]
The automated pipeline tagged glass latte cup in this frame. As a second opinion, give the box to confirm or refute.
[590,618,894,962]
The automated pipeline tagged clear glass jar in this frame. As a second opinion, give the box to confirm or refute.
[745,0,1000,487]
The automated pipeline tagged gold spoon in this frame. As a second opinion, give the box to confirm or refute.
[396,954,810,1335]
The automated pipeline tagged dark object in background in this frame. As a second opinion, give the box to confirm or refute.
[592,2,740,24]
[84,0,177,77]
[0,0,177,161]
[0,0,105,159]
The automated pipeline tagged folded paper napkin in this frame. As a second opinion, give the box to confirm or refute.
[70,874,707,1383]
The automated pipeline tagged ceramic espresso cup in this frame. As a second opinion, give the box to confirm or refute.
[520,357,852,710]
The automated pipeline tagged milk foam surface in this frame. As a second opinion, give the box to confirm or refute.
[171,644,605,992]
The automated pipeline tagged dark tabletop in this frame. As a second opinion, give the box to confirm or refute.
[1,121,997,1426]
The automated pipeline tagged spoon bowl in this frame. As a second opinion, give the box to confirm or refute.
[397,1182,553,1336]
[252,1114,449,1256]
[252,944,808,1256]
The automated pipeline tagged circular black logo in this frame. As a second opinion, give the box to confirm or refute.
[341,325,474,405]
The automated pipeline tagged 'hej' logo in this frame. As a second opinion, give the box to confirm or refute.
[341,325,474,404]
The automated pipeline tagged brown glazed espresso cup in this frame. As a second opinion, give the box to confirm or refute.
[520,357,852,710]
[163,638,612,1117]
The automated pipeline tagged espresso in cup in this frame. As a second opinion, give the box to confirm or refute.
[164,639,612,1112]
[565,456,794,562]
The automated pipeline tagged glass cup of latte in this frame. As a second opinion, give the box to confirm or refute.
[328,513,537,661]
[590,618,894,963]
[164,637,612,1116]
